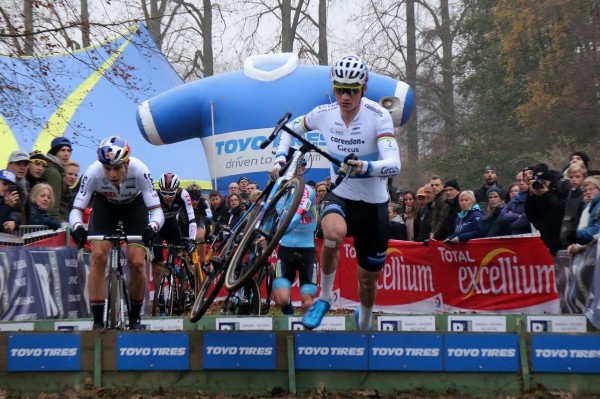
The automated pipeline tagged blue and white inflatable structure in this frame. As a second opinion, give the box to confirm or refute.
[137,53,414,191]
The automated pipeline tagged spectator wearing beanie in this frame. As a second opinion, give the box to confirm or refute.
[474,165,504,205]
[565,151,600,176]
[440,179,461,240]
[485,186,509,237]
[26,150,48,191]
[41,136,72,222]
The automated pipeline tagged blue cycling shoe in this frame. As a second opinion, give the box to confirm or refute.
[354,308,373,331]
[301,299,331,330]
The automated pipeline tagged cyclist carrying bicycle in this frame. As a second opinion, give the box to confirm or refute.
[151,173,197,299]
[69,136,165,330]
[270,55,402,330]
[271,154,318,315]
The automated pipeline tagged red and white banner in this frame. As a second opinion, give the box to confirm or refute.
[290,236,560,314]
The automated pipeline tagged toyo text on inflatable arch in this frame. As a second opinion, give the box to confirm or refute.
[137,53,414,192]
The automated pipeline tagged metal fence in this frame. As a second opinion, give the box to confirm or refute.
[0,225,64,246]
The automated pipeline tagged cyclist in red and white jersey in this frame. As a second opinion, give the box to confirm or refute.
[270,55,401,330]
[69,136,164,330]
[151,172,197,296]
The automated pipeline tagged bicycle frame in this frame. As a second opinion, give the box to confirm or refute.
[152,241,192,316]
[86,221,143,330]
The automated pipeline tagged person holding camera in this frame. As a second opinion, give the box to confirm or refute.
[524,163,566,256]
[0,169,20,233]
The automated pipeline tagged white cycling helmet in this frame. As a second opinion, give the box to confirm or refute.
[330,54,369,85]
[97,136,130,166]
[159,172,180,192]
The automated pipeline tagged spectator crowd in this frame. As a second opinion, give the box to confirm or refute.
[0,137,79,234]
[386,151,600,258]
[3,137,599,260]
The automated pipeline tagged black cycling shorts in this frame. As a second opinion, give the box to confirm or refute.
[320,192,389,272]
[276,246,317,287]
[152,218,184,262]
[88,194,148,238]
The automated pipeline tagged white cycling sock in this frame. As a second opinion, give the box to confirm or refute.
[359,304,373,330]
[319,272,336,304]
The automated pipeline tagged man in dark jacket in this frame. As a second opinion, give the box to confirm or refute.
[525,163,566,255]
[41,137,72,222]
[498,171,532,235]
[474,165,504,205]
[416,184,433,242]
[209,190,229,236]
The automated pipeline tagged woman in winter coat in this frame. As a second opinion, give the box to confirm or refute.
[445,190,486,243]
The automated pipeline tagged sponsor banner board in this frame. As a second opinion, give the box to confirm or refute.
[8,333,80,371]
[531,335,600,373]
[369,333,442,371]
[527,315,587,333]
[444,334,519,372]
[215,317,273,331]
[447,315,507,332]
[0,322,35,331]
[294,332,368,370]
[378,315,436,332]
[140,318,184,331]
[288,316,346,331]
[54,320,93,331]
[116,333,189,371]
[203,332,276,370]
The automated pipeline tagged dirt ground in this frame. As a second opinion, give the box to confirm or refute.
[2,386,599,399]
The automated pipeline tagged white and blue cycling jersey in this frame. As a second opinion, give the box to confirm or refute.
[275,97,400,204]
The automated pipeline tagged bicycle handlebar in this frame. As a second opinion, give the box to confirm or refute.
[261,112,358,186]
[260,112,292,150]
[87,234,143,242]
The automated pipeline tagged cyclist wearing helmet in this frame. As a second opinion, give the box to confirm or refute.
[180,183,213,263]
[271,154,318,315]
[270,54,402,330]
[151,173,198,302]
[69,135,165,330]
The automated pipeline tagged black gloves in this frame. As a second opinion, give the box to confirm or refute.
[142,225,157,245]
[186,239,197,255]
[72,225,88,248]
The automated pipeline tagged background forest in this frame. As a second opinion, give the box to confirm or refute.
[1,0,599,190]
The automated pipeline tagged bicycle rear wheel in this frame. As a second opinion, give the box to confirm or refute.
[221,278,260,315]
[153,272,172,316]
[188,218,250,322]
[225,177,304,291]
[189,265,226,322]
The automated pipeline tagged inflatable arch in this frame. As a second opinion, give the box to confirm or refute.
[137,53,414,191]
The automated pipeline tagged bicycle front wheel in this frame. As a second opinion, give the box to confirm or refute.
[107,273,125,329]
[225,177,304,291]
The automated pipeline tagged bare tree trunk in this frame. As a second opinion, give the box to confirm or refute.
[23,0,34,55]
[81,0,90,48]
[317,0,327,65]
[405,0,418,184]
[202,0,214,76]
[440,0,455,149]
[281,0,293,52]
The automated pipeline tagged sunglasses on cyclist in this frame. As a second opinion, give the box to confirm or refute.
[31,159,47,167]
[332,84,363,96]
[160,190,176,197]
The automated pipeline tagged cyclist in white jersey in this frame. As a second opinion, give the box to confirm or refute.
[151,172,197,299]
[69,136,164,330]
[270,55,401,330]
